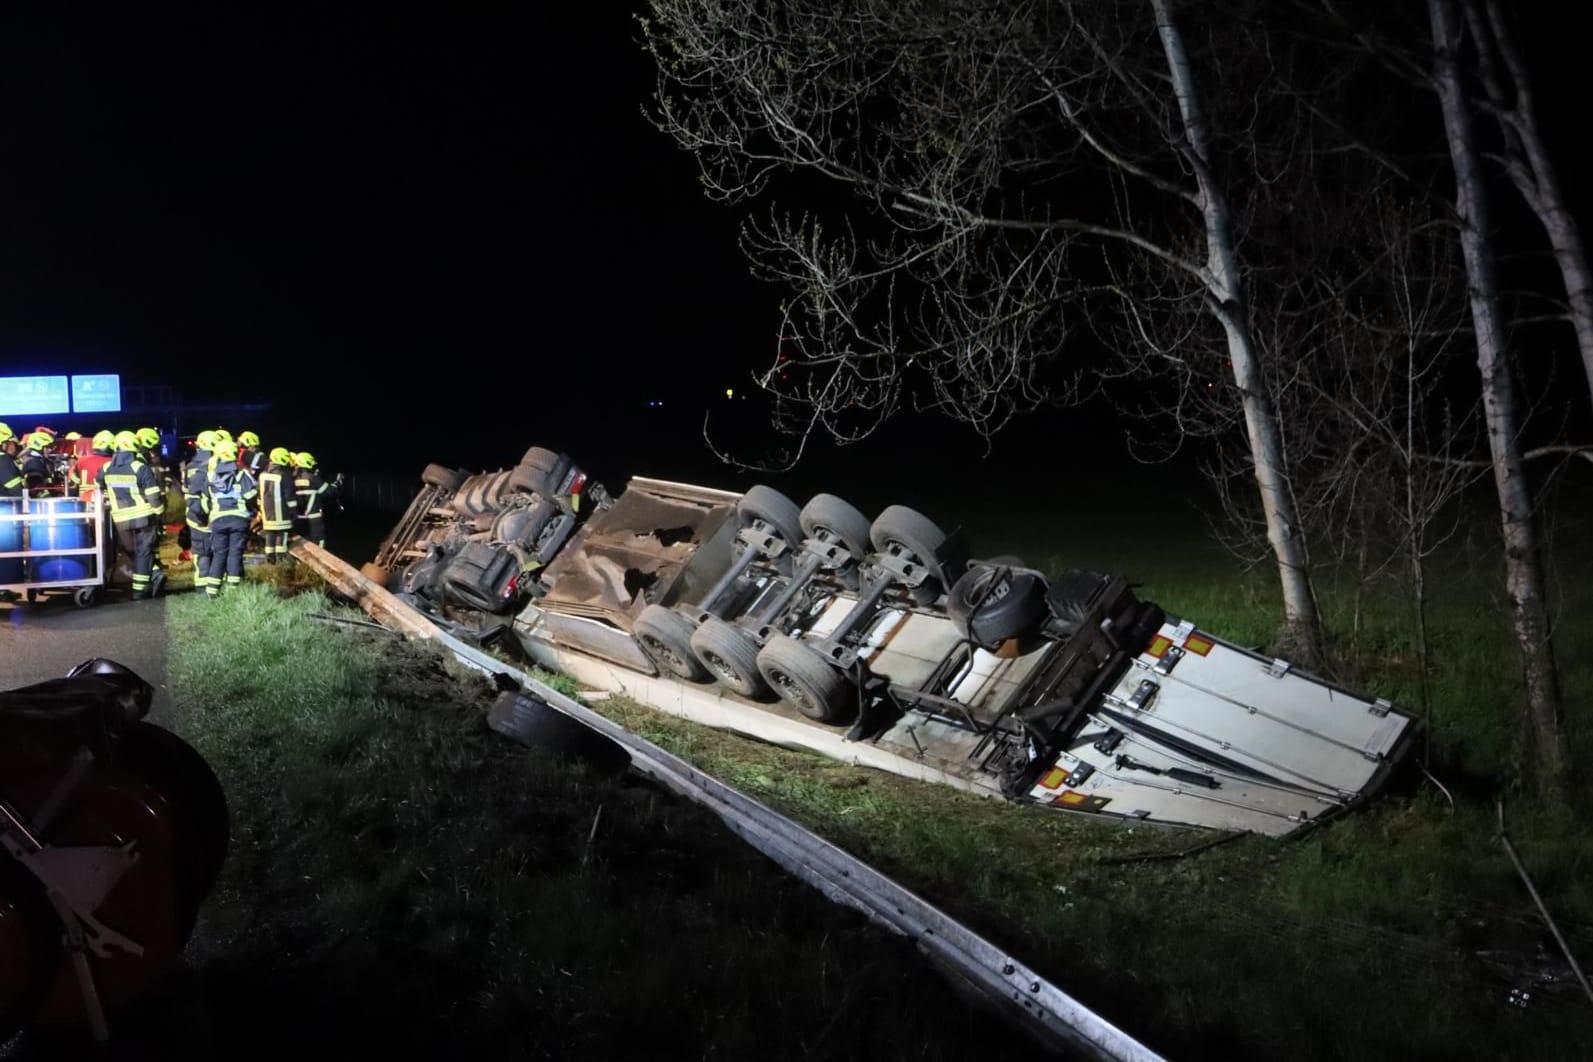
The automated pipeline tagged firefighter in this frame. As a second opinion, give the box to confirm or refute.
[71,430,117,502]
[204,438,257,598]
[237,431,267,476]
[96,431,166,600]
[258,447,297,563]
[135,427,164,474]
[183,430,218,594]
[0,423,21,497]
[19,429,55,490]
[292,452,333,548]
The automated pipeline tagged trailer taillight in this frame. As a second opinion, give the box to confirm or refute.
[503,574,519,599]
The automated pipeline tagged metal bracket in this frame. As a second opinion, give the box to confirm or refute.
[1265,658,1291,679]
[1370,698,1392,718]
[1153,645,1184,675]
[1065,761,1096,787]
[1125,679,1159,713]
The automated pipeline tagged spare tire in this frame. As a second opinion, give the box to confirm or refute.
[690,617,769,698]
[756,635,851,723]
[868,505,948,589]
[633,605,709,682]
[735,485,803,548]
[799,493,872,561]
[422,463,466,492]
[947,557,1048,648]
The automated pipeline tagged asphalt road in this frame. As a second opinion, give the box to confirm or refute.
[0,591,172,725]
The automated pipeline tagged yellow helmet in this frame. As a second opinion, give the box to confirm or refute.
[195,430,218,450]
[28,430,53,450]
[269,446,293,466]
[114,430,140,452]
[136,427,160,449]
[238,430,260,448]
[295,452,317,470]
[212,440,239,462]
[64,431,82,441]
[0,422,11,444]
[212,428,233,445]
[91,430,115,451]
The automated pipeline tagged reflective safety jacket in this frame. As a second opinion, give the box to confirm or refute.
[258,463,298,530]
[182,448,213,531]
[96,452,163,526]
[20,449,51,489]
[293,469,330,518]
[206,465,257,525]
[0,452,21,497]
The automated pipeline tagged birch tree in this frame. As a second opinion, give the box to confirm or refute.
[1426,0,1564,793]
[1463,0,1593,409]
[642,0,1327,661]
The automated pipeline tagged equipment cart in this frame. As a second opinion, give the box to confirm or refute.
[0,492,109,608]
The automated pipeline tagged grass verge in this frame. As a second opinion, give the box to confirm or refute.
[156,581,1048,1061]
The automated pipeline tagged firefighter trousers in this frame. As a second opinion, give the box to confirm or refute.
[113,520,159,598]
[190,528,213,590]
[205,519,248,597]
[263,528,292,560]
[297,515,326,549]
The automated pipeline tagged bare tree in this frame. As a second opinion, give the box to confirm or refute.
[1426,0,1564,795]
[1463,0,1593,410]
[642,0,1328,660]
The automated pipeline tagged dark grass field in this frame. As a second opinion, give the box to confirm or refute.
[14,583,1049,1062]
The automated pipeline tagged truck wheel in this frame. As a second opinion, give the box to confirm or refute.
[734,485,803,550]
[512,449,572,497]
[633,605,709,682]
[799,493,872,561]
[690,617,769,698]
[421,464,465,492]
[756,635,851,723]
[520,446,568,474]
[947,557,1048,648]
[868,505,948,589]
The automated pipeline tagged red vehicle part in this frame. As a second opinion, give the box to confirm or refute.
[0,660,228,1043]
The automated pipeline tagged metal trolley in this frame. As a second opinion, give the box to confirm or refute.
[0,491,109,608]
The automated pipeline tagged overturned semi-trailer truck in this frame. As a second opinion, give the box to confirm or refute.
[361,447,1418,838]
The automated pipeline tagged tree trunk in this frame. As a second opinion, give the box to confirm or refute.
[1468,0,1593,408]
[1150,0,1324,663]
[1428,0,1564,796]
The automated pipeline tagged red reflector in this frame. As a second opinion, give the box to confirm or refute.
[570,472,586,494]
[1146,634,1172,659]
[502,575,519,598]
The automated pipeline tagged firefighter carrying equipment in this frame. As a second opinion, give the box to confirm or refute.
[204,463,257,597]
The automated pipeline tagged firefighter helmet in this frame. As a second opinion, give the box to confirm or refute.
[295,452,316,470]
[136,427,160,450]
[212,428,233,445]
[0,422,10,443]
[92,430,115,451]
[269,446,292,466]
[28,430,54,451]
[114,431,140,452]
[64,431,82,440]
[212,440,238,462]
[196,430,218,451]
[238,430,260,448]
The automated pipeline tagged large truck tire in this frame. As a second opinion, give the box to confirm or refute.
[798,493,872,561]
[735,485,803,549]
[690,617,769,698]
[756,635,851,723]
[421,464,465,492]
[947,557,1048,648]
[869,505,948,590]
[633,605,709,682]
[512,449,572,497]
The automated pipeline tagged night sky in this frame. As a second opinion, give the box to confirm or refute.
[1,6,1588,507]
